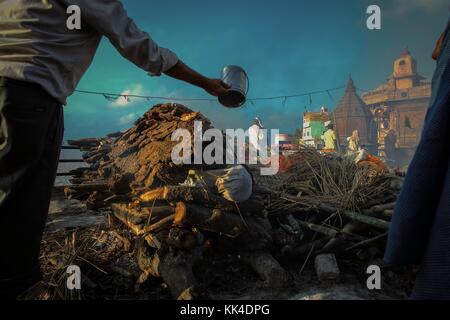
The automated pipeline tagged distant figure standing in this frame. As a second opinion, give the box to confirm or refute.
[384,129,398,161]
[322,123,337,152]
[248,117,265,158]
[346,130,360,155]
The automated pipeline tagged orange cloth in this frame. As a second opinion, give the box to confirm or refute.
[276,154,297,174]
[358,154,388,173]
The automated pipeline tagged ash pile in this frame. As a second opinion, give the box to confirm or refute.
[63,103,408,300]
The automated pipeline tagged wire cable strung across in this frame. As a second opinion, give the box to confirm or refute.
[72,85,369,104]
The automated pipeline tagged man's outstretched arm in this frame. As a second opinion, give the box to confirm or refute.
[66,0,229,97]
[164,60,229,97]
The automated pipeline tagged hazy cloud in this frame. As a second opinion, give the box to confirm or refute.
[118,113,138,125]
[110,84,145,108]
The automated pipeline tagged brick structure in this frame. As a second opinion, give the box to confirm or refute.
[362,48,431,160]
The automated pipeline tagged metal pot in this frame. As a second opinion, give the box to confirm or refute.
[218,65,249,108]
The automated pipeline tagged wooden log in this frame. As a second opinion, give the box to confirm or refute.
[111,203,175,235]
[297,220,338,237]
[369,202,396,213]
[174,203,272,249]
[111,203,175,224]
[341,211,391,230]
[140,186,235,211]
[142,214,175,234]
[318,204,391,230]
[136,242,203,300]
[364,195,397,208]
[345,233,388,251]
[112,203,147,225]
[241,251,289,289]
[68,138,100,148]
[64,182,108,193]
[112,211,145,235]
[363,202,396,220]
[173,203,244,238]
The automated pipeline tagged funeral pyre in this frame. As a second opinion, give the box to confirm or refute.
[40,103,413,300]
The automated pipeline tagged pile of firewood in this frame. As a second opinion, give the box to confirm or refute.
[64,104,289,299]
[64,103,404,300]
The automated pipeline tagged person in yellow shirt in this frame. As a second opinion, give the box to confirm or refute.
[323,123,337,152]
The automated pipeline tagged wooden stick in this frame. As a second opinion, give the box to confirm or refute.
[297,220,338,237]
[345,232,388,251]
[370,202,396,213]
[341,211,390,230]
[143,214,175,234]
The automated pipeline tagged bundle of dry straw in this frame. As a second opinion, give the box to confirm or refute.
[266,146,400,216]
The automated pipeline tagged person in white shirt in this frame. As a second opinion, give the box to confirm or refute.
[248,117,265,162]
[346,130,360,155]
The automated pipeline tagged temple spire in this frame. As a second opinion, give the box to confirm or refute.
[401,47,410,56]
[345,75,356,92]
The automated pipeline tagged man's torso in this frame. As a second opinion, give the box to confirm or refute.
[0,0,102,103]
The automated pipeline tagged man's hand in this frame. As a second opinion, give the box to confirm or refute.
[164,60,230,98]
[201,78,231,97]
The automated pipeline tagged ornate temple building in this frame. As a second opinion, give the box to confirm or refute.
[333,48,431,161]
[333,77,377,150]
[361,48,431,158]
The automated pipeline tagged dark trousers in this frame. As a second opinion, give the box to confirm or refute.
[0,78,64,299]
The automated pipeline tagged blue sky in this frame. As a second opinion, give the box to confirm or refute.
[64,0,449,140]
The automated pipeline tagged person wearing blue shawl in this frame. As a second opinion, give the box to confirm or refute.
[384,18,450,299]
